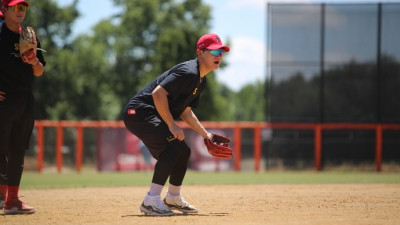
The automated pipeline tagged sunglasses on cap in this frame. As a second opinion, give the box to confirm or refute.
[9,4,28,12]
[202,49,225,56]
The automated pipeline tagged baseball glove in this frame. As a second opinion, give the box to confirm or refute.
[204,133,233,159]
[19,26,37,63]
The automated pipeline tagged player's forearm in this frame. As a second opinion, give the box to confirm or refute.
[181,109,209,138]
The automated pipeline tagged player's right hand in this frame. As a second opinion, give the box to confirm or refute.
[168,123,185,141]
[0,91,5,101]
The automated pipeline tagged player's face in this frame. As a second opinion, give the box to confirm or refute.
[4,4,27,24]
[199,49,224,71]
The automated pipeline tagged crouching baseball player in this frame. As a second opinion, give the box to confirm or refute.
[123,33,232,216]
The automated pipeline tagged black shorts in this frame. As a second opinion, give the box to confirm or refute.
[123,108,182,159]
[0,92,34,154]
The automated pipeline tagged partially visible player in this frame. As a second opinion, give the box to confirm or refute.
[0,0,46,214]
[0,11,4,20]
[123,33,229,216]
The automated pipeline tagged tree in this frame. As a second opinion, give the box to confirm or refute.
[24,0,247,121]
[101,0,230,120]
[24,0,79,50]
[233,81,267,121]
[23,0,81,119]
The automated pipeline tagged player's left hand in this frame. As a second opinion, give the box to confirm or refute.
[204,133,233,159]
[22,49,37,64]
[19,26,38,64]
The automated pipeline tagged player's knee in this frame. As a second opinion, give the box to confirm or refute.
[168,141,190,157]
[180,144,191,160]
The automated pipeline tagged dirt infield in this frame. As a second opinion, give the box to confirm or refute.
[1,184,399,225]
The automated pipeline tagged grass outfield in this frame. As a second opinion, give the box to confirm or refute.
[20,170,400,189]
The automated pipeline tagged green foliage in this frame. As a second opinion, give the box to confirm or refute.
[24,0,79,49]
[23,0,266,121]
[23,0,80,119]
[108,0,213,119]
[234,81,267,121]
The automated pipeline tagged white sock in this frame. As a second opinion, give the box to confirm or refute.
[148,183,164,196]
[168,184,181,196]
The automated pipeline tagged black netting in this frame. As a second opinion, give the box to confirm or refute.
[267,3,400,168]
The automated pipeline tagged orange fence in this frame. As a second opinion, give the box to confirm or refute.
[34,121,400,173]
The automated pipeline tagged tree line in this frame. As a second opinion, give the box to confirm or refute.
[23,0,266,121]
[270,55,400,123]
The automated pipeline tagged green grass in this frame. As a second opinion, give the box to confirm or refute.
[20,170,400,190]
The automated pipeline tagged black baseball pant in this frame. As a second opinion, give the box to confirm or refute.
[0,92,35,187]
[123,108,191,186]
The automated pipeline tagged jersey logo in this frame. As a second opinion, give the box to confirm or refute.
[10,43,21,58]
[127,109,136,115]
[193,88,198,95]
[214,36,221,44]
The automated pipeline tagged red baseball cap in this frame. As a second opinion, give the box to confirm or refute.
[197,33,230,52]
[2,0,29,7]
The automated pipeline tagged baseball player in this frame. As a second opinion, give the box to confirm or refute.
[123,33,230,216]
[0,0,46,214]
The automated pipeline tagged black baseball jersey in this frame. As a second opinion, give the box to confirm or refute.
[0,22,46,94]
[126,59,206,119]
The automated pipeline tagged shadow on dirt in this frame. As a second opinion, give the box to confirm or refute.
[122,212,230,217]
